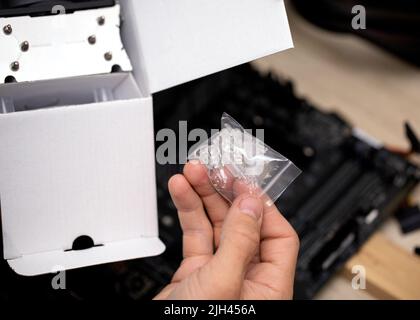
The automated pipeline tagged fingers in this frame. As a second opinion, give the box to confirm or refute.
[183,162,230,246]
[171,255,212,283]
[256,204,300,293]
[154,283,177,300]
[260,204,300,261]
[168,174,214,259]
[213,195,263,276]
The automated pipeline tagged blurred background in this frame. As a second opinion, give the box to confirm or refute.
[0,0,419,300]
[259,0,420,299]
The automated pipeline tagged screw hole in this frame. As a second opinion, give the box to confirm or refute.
[111,64,122,73]
[4,76,16,83]
[66,235,101,252]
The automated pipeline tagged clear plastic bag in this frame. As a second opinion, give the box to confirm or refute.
[188,113,302,206]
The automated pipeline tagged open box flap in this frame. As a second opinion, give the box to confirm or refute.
[8,237,165,276]
[120,0,293,94]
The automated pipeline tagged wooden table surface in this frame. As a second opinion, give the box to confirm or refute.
[252,2,420,300]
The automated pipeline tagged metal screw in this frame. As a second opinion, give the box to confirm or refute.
[104,52,113,61]
[97,16,105,26]
[88,35,96,45]
[21,41,29,52]
[3,24,12,35]
[10,61,19,72]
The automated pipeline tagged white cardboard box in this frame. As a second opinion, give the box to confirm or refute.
[120,0,294,93]
[0,0,293,276]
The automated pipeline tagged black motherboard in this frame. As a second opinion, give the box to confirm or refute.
[0,0,115,17]
[0,64,418,300]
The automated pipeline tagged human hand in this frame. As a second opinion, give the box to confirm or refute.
[154,161,299,300]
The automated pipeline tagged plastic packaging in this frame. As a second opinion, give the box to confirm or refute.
[188,113,302,206]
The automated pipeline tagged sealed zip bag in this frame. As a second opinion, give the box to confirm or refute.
[188,113,302,206]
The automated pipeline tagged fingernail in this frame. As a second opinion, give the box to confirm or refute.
[239,197,263,220]
[189,159,201,165]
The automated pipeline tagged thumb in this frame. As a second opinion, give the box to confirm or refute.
[214,195,263,274]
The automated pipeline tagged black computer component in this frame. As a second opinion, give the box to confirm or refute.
[0,0,115,17]
[0,64,418,300]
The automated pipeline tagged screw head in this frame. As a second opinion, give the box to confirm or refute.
[3,24,12,35]
[88,35,96,45]
[104,52,113,61]
[21,41,29,52]
[10,61,19,72]
[97,16,105,26]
